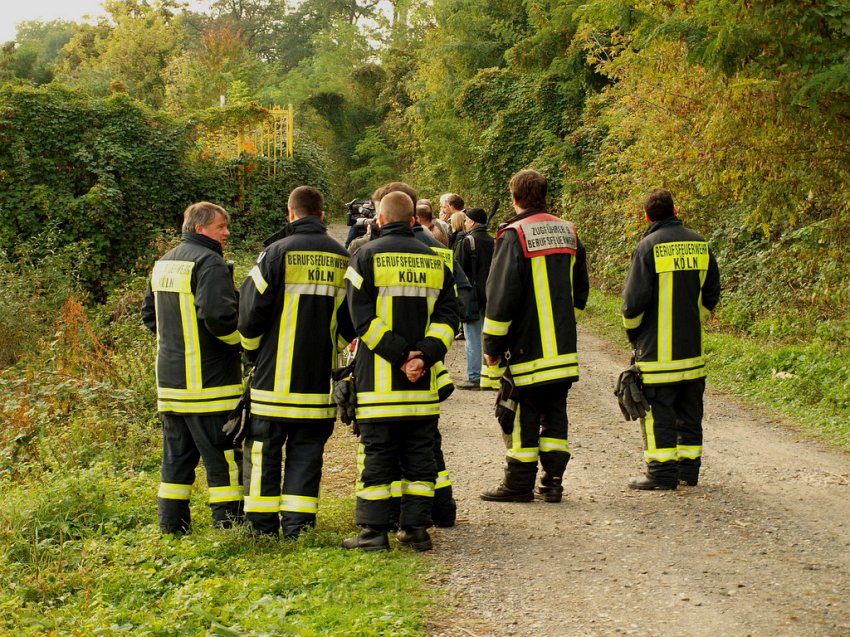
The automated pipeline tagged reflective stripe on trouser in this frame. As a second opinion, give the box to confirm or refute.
[158,413,243,532]
[640,379,705,482]
[356,418,438,529]
[243,417,334,536]
[502,381,572,492]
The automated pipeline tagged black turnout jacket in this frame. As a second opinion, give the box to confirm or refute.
[621,216,721,385]
[141,232,242,414]
[345,222,459,423]
[238,216,355,421]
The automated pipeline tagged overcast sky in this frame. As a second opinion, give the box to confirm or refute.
[0,0,212,44]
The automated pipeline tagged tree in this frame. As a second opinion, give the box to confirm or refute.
[0,20,76,85]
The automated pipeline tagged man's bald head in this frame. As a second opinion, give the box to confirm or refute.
[379,191,415,224]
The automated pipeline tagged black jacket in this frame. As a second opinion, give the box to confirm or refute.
[482,209,589,388]
[345,222,459,423]
[238,216,355,421]
[621,216,721,385]
[141,232,242,414]
[455,225,495,313]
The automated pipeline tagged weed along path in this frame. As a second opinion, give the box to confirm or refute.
[324,224,849,635]
[427,330,850,637]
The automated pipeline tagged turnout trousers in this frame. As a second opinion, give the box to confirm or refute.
[356,418,438,529]
[243,417,334,538]
[502,381,572,492]
[158,413,243,533]
[641,379,705,485]
[388,423,455,527]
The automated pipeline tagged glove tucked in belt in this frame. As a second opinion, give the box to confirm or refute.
[614,365,650,421]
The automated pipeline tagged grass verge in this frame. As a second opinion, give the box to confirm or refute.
[0,458,431,636]
[581,290,850,450]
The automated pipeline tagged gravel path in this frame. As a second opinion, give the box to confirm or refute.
[323,224,849,636]
[428,330,850,637]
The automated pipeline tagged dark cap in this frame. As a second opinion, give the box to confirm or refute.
[466,208,487,224]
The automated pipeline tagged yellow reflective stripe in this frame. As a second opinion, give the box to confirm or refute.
[250,404,336,419]
[483,317,511,337]
[249,265,268,294]
[249,441,263,504]
[377,286,439,299]
[532,257,557,358]
[658,271,673,362]
[157,398,240,413]
[642,368,707,385]
[158,482,192,500]
[344,266,363,289]
[375,296,392,394]
[677,445,702,460]
[362,317,390,350]
[402,481,435,497]
[357,484,392,500]
[275,292,299,393]
[507,447,539,462]
[623,313,643,329]
[250,389,332,404]
[435,470,451,489]
[642,409,679,462]
[208,486,243,503]
[157,385,243,400]
[355,404,441,419]
[644,449,678,462]
[357,390,438,404]
[179,293,203,390]
[539,437,570,454]
[512,367,578,387]
[280,494,319,513]
[285,283,342,297]
[425,322,454,350]
[638,356,706,371]
[390,481,402,497]
[510,353,578,375]
[574,308,584,320]
[241,333,261,350]
[245,495,280,513]
[215,330,240,345]
[224,448,240,491]
[373,252,444,289]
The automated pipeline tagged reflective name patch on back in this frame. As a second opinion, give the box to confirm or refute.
[653,241,710,272]
[373,252,445,289]
[515,219,577,258]
[285,251,349,287]
[151,260,194,294]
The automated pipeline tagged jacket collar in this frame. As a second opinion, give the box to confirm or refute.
[503,207,547,226]
[645,216,682,237]
[380,221,415,237]
[287,215,327,235]
[182,231,223,255]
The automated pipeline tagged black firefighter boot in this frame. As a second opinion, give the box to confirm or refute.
[535,473,563,503]
[342,526,390,552]
[396,527,433,552]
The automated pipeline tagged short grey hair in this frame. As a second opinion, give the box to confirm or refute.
[182,202,230,233]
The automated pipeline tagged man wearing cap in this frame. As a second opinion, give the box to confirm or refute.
[454,207,494,389]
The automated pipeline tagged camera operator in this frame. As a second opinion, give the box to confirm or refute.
[344,199,376,248]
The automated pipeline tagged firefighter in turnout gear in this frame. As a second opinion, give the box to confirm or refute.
[141,202,244,534]
[342,191,459,552]
[481,170,589,503]
[238,186,355,538]
[622,189,720,490]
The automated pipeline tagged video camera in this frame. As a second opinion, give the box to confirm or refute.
[346,199,376,228]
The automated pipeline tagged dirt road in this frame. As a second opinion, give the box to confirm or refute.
[428,330,850,637]
[324,224,849,636]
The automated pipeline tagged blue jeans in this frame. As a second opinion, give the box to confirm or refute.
[464,319,483,382]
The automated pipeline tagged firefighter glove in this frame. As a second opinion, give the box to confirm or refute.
[614,365,650,421]
[222,387,250,446]
[494,372,518,435]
